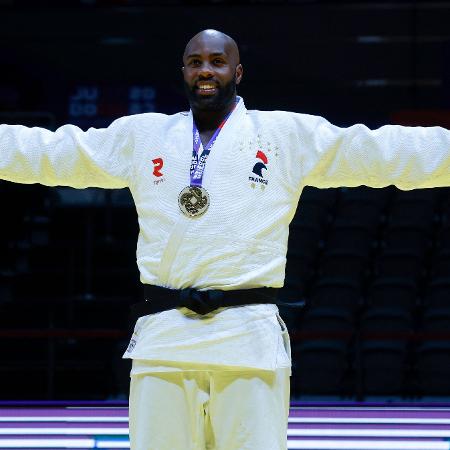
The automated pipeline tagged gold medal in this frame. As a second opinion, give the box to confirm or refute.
[178,186,210,218]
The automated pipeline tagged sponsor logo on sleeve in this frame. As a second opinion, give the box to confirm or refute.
[152,157,166,185]
[152,158,164,177]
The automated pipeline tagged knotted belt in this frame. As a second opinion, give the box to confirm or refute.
[130,284,280,322]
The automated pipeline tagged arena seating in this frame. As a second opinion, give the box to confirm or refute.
[1,183,450,400]
[285,185,450,400]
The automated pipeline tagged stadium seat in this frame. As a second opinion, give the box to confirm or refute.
[380,222,430,253]
[288,221,322,261]
[293,339,349,395]
[333,186,390,228]
[326,219,376,253]
[292,201,329,230]
[293,187,337,230]
[430,250,450,278]
[360,339,410,395]
[360,306,414,335]
[0,299,53,328]
[308,277,362,313]
[54,338,115,399]
[300,306,355,336]
[338,185,392,209]
[423,277,450,309]
[414,341,450,396]
[318,249,369,281]
[435,224,450,251]
[366,277,418,312]
[333,203,382,229]
[374,249,424,279]
[0,273,13,304]
[420,307,450,334]
[299,186,337,209]
[283,255,312,297]
[387,189,437,228]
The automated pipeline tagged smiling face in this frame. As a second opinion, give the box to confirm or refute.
[182,30,243,112]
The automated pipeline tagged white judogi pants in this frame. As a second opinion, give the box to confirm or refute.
[129,364,291,450]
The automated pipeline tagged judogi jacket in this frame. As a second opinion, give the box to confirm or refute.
[1,97,450,375]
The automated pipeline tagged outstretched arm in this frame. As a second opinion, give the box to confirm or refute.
[0,115,134,189]
[292,113,450,190]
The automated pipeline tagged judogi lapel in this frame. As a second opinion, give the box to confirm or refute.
[157,98,247,287]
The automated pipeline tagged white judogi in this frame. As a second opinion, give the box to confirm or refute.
[2,97,450,449]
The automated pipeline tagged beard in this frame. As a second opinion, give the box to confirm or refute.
[183,76,237,112]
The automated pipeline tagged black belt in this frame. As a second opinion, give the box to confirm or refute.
[130,284,280,322]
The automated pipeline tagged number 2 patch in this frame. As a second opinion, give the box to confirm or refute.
[152,158,164,177]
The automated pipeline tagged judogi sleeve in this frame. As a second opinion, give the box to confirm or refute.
[291,113,450,190]
[0,115,134,188]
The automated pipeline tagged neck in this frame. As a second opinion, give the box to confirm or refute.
[191,95,237,132]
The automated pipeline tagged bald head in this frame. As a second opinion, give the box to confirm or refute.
[182,29,243,114]
[183,29,240,66]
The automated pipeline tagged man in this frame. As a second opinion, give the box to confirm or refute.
[1,28,450,450]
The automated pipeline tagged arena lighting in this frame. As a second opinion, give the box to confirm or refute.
[3,416,450,425]
[95,441,130,449]
[288,429,450,437]
[290,403,450,414]
[2,407,450,450]
[296,407,450,411]
[289,417,450,424]
[0,440,448,450]
[3,426,450,438]
[0,439,94,448]
[287,441,450,450]
[0,416,450,425]
[0,427,129,434]
[2,416,450,425]
[0,440,130,450]
[0,416,127,422]
[2,427,450,439]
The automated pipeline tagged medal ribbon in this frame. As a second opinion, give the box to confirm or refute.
[190,99,238,187]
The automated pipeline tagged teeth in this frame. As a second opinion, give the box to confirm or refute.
[198,85,215,90]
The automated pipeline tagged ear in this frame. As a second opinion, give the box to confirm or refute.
[235,64,243,85]
[181,66,185,73]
